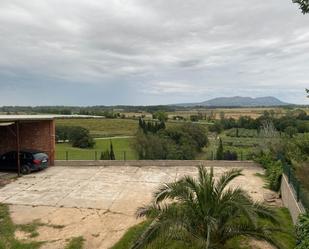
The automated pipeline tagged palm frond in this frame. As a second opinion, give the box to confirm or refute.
[215,168,243,197]
[130,219,163,249]
[133,166,284,249]
[154,179,193,204]
[222,223,285,249]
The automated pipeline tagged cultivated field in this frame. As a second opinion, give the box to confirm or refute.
[168,107,309,120]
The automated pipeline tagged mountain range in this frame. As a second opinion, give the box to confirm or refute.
[174,96,291,107]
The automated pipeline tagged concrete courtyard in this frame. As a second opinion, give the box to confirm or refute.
[0,163,273,249]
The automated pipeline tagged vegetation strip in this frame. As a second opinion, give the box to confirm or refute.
[0,204,44,249]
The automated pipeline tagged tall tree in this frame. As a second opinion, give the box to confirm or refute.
[216,138,224,160]
[293,0,309,14]
[110,141,116,160]
[132,166,282,249]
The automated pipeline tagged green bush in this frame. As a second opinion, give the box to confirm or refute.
[56,126,95,149]
[296,213,309,249]
[255,152,283,191]
[70,126,95,148]
[266,160,283,191]
[133,123,208,160]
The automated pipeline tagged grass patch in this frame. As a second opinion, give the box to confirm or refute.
[111,220,151,249]
[15,219,65,239]
[262,207,296,249]
[0,204,44,249]
[64,236,84,249]
[111,208,295,249]
[56,137,138,160]
[56,118,139,138]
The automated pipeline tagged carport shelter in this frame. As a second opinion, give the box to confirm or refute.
[0,115,99,176]
[0,115,57,176]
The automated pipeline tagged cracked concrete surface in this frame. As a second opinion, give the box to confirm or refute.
[0,164,272,249]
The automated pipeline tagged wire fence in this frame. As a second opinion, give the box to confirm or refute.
[282,163,309,212]
[56,150,137,161]
[56,150,252,161]
[203,150,253,161]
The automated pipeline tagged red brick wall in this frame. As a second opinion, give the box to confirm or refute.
[0,120,55,165]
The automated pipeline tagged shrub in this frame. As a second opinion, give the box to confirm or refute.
[285,126,298,138]
[266,160,283,191]
[56,125,95,148]
[209,121,223,133]
[70,126,95,148]
[296,214,309,249]
[100,150,110,160]
[255,152,283,191]
[133,123,208,160]
[223,150,238,160]
[152,111,168,122]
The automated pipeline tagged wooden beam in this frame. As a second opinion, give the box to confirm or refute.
[16,121,20,176]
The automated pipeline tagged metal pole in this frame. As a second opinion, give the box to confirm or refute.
[95,151,97,160]
[66,151,68,161]
[124,151,126,161]
[16,121,20,177]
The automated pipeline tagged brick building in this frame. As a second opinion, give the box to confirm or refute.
[0,115,56,168]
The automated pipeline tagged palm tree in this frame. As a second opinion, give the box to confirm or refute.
[131,166,283,249]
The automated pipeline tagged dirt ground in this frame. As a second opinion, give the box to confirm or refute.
[0,164,275,249]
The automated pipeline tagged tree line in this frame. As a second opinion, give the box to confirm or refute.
[209,109,309,134]
[134,119,208,160]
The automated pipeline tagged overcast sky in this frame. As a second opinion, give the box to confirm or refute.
[0,0,308,106]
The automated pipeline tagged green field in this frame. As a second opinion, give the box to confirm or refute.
[56,137,138,160]
[56,118,139,138]
[56,118,183,138]
[55,119,260,161]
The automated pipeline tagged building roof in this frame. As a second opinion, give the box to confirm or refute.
[0,115,103,122]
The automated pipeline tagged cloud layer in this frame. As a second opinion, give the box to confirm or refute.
[0,0,308,105]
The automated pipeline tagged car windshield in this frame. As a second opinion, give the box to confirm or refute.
[33,153,47,159]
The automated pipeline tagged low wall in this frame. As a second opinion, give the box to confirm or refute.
[55,160,258,168]
[281,174,306,224]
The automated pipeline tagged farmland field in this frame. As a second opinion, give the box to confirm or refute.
[56,137,137,160]
[167,108,276,120]
[56,118,139,138]
[56,118,184,138]
[198,130,261,160]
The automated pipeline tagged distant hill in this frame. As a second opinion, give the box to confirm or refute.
[175,96,291,107]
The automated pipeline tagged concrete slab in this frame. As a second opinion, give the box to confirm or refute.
[0,164,272,249]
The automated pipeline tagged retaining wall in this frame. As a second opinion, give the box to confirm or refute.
[55,160,259,168]
[281,174,306,224]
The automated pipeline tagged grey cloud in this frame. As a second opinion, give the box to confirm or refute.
[0,0,308,105]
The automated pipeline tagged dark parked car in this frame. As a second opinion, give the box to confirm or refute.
[0,150,48,174]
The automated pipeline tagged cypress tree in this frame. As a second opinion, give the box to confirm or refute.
[100,150,110,160]
[110,140,116,160]
[216,138,224,160]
